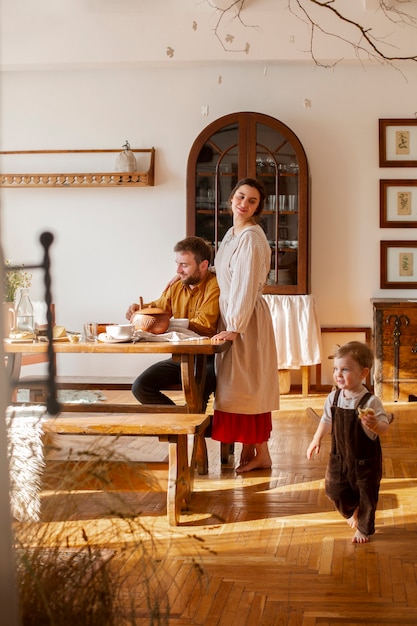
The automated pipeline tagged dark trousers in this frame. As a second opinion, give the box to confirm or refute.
[131,355,216,412]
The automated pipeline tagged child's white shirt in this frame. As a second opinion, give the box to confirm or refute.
[320,386,389,440]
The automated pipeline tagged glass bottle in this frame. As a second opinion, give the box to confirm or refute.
[15,288,34,335]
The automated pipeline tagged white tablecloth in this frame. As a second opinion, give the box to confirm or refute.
[262,294,322,369]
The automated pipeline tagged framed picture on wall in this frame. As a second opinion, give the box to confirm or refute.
[316,327,372,391]
[380,179,417,227]
[379,119,417,167]
[380,240,417,288]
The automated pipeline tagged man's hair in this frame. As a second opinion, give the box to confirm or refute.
[334,341,373,370]
[174,236,213,265]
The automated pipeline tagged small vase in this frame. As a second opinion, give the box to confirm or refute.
[115,140,137,173]
[3,301,16,338]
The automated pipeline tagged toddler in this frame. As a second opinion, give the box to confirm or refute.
[306,341,391,543]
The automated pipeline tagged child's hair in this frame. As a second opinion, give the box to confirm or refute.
[334,341,373,369]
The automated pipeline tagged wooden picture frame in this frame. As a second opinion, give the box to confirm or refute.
[380,179,417,227]
[315,327,372,392]
[380,240,417,289]
[379,119,417,167]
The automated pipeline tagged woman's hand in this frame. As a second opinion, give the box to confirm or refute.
[163,274,181,292]
[211,330,238,342]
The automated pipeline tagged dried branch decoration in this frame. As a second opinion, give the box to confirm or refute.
[206,0,417,68]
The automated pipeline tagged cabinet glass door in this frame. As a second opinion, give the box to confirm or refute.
[187,112,309,294]
[255,122,300,289]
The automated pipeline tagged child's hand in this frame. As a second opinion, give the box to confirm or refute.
[358,408,377,431]
[306,440,320,459]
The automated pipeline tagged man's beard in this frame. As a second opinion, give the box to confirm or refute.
[181,271,201,286]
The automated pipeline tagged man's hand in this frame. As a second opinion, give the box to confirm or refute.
[126,303,140,322]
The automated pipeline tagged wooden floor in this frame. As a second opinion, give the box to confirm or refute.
[29,391,417,625]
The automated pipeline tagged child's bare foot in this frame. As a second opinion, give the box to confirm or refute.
[347,508,359,528]
[352,529,370,543]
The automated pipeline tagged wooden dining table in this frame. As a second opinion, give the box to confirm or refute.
[5,337,231,476]
[5,336,229,411]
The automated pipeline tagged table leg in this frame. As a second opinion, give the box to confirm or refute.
[167,434,190,526]
[180,353,209,476]
[180,353,206,413]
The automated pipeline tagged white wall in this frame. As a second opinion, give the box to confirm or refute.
[2,1,417,376]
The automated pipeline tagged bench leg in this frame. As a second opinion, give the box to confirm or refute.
[167,434,190,526]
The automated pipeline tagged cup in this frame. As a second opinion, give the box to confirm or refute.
[83,322,97,342]
[288,195,296,212]
[278,195,286,212]
[269,195,276,211]
[106,324,134,340]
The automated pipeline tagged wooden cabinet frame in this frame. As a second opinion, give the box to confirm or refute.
[186,112,309,294]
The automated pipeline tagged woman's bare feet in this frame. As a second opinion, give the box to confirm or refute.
[352,529,370,543]
[239,444,255,467]
[347,508,359,528]
[236,443,272,473]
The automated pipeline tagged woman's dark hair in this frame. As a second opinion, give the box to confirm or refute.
[228,177,266,219]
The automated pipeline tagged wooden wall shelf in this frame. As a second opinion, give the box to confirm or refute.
[0,148,155,187]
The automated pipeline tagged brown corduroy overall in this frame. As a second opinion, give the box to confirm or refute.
[324,390,382,537]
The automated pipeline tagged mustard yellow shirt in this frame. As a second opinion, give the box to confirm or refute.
[147,272,220,337]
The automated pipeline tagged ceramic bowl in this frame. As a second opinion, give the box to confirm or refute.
[169,318,189,329]
[106,324,135,340]
[68,333,82,343]
[131,308,170,335]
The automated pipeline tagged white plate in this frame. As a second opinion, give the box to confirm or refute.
[97,332,133,343]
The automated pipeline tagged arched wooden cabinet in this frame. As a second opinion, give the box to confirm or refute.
[186,112,309,295]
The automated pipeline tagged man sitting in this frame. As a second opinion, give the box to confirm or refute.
[126,236,220,410]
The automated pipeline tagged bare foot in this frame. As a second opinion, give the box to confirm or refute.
[347,508,359,528]
[352,529,370,544]
[236,449,272,473]
[239,444,255,467]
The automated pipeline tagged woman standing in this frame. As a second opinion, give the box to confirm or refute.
[211,178,280,472]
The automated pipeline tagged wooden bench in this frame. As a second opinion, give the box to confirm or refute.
[41,412,211,526]
[16,375,135,398]
[16,375,186,404]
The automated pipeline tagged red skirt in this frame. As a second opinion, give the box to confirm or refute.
[212,410,272,444]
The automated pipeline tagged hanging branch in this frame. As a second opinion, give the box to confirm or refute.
[206,0,257,53]
[205,0,417,67]
[289,0,417,68]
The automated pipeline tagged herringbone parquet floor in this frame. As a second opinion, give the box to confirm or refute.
[38,392,417,625]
